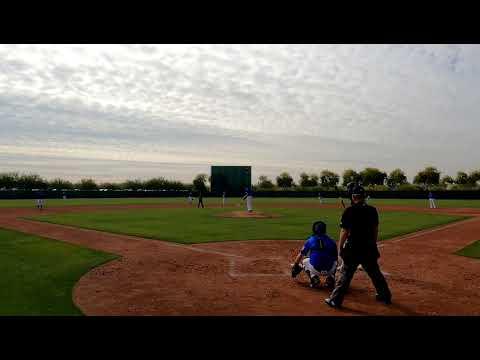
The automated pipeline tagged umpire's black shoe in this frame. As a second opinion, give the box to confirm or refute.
[325,276,335,290]
[376,294,392,305]
[324,298,341,309]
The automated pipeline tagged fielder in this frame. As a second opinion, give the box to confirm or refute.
[242,187,253,212]
[197,190,205,208]
[291,221,338,289]
[222,191,226,207]
[318,192,323,204]
[428,191,437,209]
[36,198,45,210]
[188,191,193,205]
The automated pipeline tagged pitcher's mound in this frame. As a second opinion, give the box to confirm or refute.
[218,211,280,219]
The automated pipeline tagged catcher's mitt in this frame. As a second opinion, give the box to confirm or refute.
[291,263,303,278]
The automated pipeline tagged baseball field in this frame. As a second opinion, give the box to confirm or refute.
[1,197,480,316]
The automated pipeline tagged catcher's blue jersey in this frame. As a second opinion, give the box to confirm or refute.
[301,234,338,273]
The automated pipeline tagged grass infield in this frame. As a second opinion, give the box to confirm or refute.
[30,207,467,244]
[0,228,117,315]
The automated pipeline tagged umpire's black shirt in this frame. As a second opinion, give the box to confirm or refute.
[340,202,380,261]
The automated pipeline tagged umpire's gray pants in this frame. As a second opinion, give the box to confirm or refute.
[329,258,391,306]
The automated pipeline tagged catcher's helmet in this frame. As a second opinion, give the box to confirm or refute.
[312,220,327,235]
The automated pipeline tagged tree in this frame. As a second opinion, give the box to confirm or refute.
[121,179,144,190]
[166,180,186,191]
[48,178,74,190]
[77,178,98,190]
[0,172,19,189]
[386,169,408,189]
[468,170,480,186]
[144,177,168,190]
[299,173,319,187]
[17,173,47,190]
[440,176,454,186]
[359,168,387,186]
[342,169,361,186]
[99,182,121,190]
[455,171,469,185]
[310,174,319,187]
[320,170,340,188]
[276,172,294,189]
[413,166,441,186]
[257,175,274,189]
[193,174,208,192]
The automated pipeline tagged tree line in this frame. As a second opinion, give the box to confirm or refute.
[0,172,198,191]
[1,167,480,192]
[256,166,480,191]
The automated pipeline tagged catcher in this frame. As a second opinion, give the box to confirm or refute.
[291,221,338,289]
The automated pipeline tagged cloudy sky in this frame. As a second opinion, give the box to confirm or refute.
[0,44,479,183]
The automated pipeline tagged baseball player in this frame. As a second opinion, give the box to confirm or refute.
[428,191,437,209]
[318,192,323,204]
[222,191,226,207]
[197,190,204,208]
[188,191,193,205]
[291,221,338,289]
[36,198,44,210]
[242,187,253,212]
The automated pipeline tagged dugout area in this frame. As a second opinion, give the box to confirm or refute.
[210,166,251,195]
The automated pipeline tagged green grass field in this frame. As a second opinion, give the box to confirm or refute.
[0,228,117,315]
[2,196,480,208]
[456,240,480,259]
[30,207,467,244]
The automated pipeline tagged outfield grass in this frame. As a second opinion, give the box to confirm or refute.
[456,240,480,259]
[0,228,117,315]
[30,207,467,244]
[0,197,187,208]
[2,196,480,208]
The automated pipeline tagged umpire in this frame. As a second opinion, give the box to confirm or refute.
[325,184,391,308]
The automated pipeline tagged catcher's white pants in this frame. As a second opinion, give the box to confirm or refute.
[302,258,337,278]
[246,195,253,212]
[429,198,436,209]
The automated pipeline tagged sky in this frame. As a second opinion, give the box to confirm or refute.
[0,44,479,184]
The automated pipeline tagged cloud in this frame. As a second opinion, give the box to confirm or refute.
[0,44,479,182]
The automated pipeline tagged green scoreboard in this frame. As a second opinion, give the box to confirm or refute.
[211,166,252,195]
